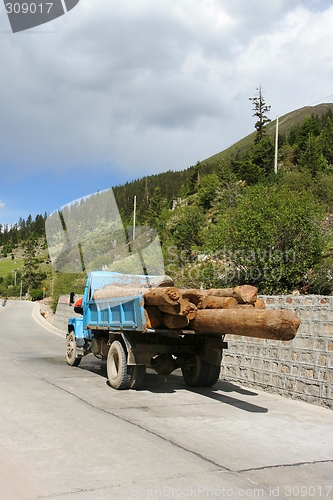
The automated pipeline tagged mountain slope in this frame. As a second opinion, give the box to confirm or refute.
[203,103,333,168]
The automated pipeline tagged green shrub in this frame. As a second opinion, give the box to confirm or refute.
[308,258,333,295]
[30,289,44,301]
[206,185,325,293]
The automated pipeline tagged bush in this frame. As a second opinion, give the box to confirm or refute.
[308,259,333,295]
[206,185,325,293]
[30,289,44,301]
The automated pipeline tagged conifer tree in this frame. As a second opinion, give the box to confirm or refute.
[249,85,271,143]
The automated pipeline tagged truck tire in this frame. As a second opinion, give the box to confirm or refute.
[203,363,220,387]
[66,332,81,367]
[182,356,210,387]
[129,365,146,389]
[107,341,131,390]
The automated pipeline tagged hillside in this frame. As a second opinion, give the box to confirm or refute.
[203,103,333,167]
[2,102,333,300]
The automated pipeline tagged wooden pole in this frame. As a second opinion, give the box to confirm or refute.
[274,115,279,174]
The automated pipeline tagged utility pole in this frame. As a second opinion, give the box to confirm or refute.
[133,195,137,241]
[274,115,279,174]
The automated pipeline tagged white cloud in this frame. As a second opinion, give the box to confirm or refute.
[0,0,333,180]
[0,200,5,209]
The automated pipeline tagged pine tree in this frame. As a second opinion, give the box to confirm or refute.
[249,85,271,143]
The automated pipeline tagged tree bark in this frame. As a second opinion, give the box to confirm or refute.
[179,289,208,309]
[144,306,162,329]
[189,309,300,341]
[158,298,191,316]
[161,314,189,330]
[144,287,181,306]
[205,285,258,304]
[254,298,266,309]
[205,296,238,309]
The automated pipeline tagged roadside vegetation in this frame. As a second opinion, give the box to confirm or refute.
[2,95,333,302]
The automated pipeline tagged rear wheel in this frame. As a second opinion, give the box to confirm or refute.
[107,341,131,390]
[182,356,209,387]
[129,365,146,389]
[203,363,220,387]
[66,332,81,367]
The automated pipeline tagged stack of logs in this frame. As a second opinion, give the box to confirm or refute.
[93,284,300,341]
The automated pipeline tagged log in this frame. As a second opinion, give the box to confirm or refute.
[179,289,208,309]
[205,296,238,309]
[254,298,266,309]
[144,306,162,329]
[93,286,180,306]
[187,302,197,321]
[144,287,181,306]
[158,298,191,316]
[189,309,300,341]
[161,313,189,330]
[205,285,258,304]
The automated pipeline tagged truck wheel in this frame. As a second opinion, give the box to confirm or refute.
[203,363,220,387]
[182,356,209,387]
[66,332,81,367]
[107,341,131,390]
[129,365,146,389]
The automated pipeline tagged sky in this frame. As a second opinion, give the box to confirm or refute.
[1,0,333,225]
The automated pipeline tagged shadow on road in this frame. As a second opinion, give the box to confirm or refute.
[77,360,268,414]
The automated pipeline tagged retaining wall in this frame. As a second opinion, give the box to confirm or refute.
[53,295,82,331]
[220,295,333,410]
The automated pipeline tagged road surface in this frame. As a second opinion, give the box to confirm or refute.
[0,300,332,500]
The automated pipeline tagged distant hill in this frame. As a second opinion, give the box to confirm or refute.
[203,103,333,168]
[111,103,333,222]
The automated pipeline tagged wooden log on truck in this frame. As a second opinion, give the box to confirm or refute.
[205,285,258,304]
[254,298,266,309]
[144,306,162,329]
[161,313,189,330]
[187,302,197,321]
[179,289,208,309]
[158,298,191,316]
[189,309,300,341]
[144,287,181,306]
[93,286,181,306]
[205,296,238,309]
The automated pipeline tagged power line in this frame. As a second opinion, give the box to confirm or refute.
[307,93,333,106]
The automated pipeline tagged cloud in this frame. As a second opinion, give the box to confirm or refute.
[0,0,333,183]
[0,200,5,209]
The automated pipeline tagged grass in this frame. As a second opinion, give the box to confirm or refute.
[0,258,24,278]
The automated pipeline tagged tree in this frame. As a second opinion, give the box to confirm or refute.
[22,240,42,293]
[298,133,328,176]
[207,185,324,293]
[319,116,333,165]
[249,85,271,143]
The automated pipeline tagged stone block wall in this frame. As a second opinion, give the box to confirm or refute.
[53,294,82,332]
[220,295,333,410]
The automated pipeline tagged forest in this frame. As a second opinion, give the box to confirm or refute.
[2,102,333,303]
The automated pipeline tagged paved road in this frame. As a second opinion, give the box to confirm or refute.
[0,300,332,500]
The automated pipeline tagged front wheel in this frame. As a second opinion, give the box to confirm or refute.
[66,332,81,367]
[107,341,131,390]
[129,365,146,389]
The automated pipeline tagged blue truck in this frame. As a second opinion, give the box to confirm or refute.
[66,271,226,390]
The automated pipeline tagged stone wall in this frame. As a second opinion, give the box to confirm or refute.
[220,295,333,410]
[53,294,82,332]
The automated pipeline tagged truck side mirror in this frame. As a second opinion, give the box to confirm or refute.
[69,292,75,304]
